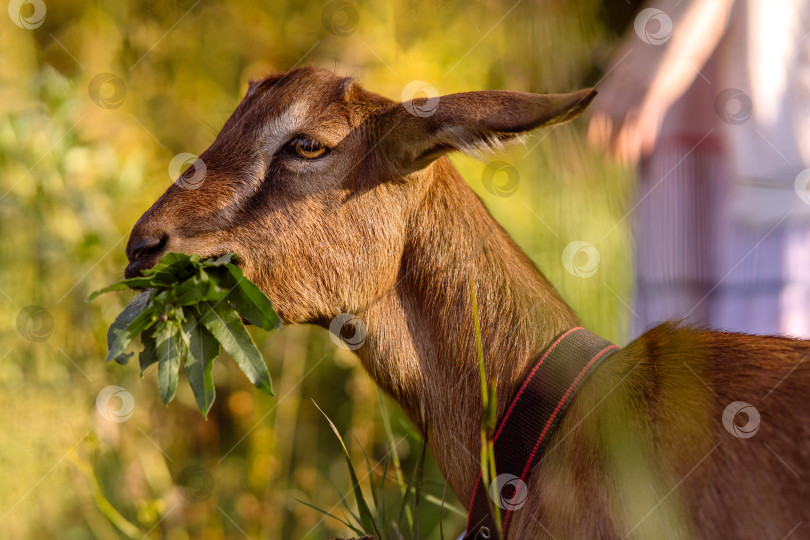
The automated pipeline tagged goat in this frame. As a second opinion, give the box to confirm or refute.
[125,67,810,538]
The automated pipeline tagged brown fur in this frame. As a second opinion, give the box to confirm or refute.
[126,67,810,538]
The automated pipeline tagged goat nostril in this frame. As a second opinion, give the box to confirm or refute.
[128,233,168,263]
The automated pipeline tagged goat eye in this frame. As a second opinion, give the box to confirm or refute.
[288,136,327,159]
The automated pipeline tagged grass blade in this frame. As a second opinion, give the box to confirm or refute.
[377,387,413,530]
[325,474,363,529]
[471,271,503,537]
[397,440,418,528]
[423,492,466,519]
[378,456,390,535]
[438,484,447,540]
[353,432,380,512]
[401,440,426,540]
[293,498,365,536]
[313,401,381,538]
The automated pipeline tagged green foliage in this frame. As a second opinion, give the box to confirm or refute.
[90,252,281,417]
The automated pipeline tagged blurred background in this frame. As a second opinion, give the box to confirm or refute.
[0,1,640,538]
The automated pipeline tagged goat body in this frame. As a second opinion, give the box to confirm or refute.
[125,67,810,538]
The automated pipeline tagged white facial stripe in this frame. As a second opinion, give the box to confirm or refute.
[237,101,310,193]
[258,101,310,158]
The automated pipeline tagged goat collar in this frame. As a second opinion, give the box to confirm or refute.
[463,327,620,540]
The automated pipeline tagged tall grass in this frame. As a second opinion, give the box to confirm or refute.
[305,397,455,539]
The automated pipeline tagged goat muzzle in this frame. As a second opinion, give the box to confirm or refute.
[125,231,168,278]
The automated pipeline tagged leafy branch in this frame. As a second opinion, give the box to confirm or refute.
[89,252,282,418]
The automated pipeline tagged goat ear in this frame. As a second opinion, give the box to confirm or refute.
[375,89,596,174]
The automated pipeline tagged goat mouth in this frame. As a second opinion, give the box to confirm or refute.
[124,250,234,282]
[124,256,161,280]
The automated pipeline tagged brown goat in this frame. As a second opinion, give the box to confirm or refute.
[125,67,810,538]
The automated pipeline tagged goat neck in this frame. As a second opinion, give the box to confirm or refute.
[354,157,579,503]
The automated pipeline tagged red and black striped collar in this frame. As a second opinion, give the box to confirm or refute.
[463,327,620,539]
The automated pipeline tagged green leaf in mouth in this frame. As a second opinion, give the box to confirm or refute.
[89,252,282,416]
[181,310,219,418]
[156,321,182,405]
[218,264,282,330]
[200,300,274,396]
